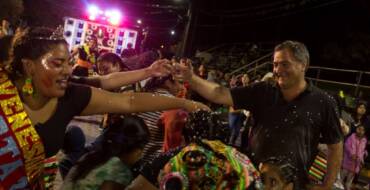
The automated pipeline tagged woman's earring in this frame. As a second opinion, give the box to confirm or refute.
[22,78,34,95]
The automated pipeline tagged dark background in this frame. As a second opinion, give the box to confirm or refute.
[3,0,370,70]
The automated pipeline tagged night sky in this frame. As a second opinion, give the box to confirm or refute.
[15,0,370,72]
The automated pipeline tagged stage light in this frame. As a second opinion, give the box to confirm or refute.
[88,5,99,16]
[88,5,100,21]
[137,19,142,24]
[88,15,96,21]
[104,10,112,17]
[170,30,175,35]
[107,10,122,25]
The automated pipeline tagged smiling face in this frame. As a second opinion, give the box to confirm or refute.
[29,43,72,98]
[273,49,306,90]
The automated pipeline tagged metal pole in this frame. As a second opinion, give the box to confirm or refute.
[181,0,198,57]
[315,68,321,86]
[355,72,363,97]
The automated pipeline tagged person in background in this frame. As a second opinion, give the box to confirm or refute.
[138,75,184,163]
[61,52,195,178]
[259,157,298,190]
[121,43,137,59]
[160,109,188,152]
[71,36,99,76]
[59,126,86,179]
[62,116,149,190]
[341,125,368,190]
[351,102,369,134]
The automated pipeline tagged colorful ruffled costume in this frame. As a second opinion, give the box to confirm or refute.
[158,140,262,190]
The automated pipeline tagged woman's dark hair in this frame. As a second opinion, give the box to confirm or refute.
[70,115,149,182]
[97,52,128,71]
[0,35,13,66]
[183,110,230,144]
[123,50,159,70]
[262,157,298,184]
[143,75,175,92]
[353,101,367,115]
[9,26,68,79]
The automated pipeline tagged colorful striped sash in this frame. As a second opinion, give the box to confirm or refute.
[0,71,46,189]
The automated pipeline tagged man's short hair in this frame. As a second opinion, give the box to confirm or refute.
[274,40,310,67]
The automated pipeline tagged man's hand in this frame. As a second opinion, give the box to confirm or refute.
[172,58,194,82]
[148,59,173,77]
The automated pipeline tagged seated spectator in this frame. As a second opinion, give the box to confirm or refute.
[259,157,298,190]
[59,126,86,179]
[62,116,150,190]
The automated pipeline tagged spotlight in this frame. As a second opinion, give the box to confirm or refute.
[88,15,96,21]
[107,10,122,25]
[88,5,99,16]
[137,19,142,24]
[170,30,175,35]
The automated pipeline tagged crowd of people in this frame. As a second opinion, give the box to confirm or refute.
[1,2,370,190]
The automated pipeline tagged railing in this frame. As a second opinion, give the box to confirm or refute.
[230,53,370,100]
[306,66,370,97]
[230,52,273,75]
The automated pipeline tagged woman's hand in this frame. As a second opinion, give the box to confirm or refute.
[172,59,194,82]
[183,100,211,112]
[148,59,173,77]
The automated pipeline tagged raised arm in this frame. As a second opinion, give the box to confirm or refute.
[174,60,233,106]
[70,59,172,91]
[99,59,172,90]
[81,87,210,115]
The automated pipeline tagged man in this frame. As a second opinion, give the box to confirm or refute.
[71,36,99,76]
[174,40,343,190]
[121,42,137,59]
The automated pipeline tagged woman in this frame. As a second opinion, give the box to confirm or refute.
[138,75,183,163]
[62,116,149,190]
[59,51,171,178]
[0,26,208,189]
[352,102,369,131]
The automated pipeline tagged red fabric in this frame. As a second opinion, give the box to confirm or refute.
[161,109,188,152]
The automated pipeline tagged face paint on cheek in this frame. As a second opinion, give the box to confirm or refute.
[41,75,53,88]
